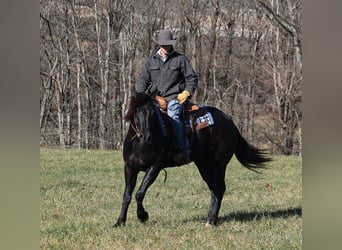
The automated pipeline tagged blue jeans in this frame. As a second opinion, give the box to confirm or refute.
[167,99,188,155]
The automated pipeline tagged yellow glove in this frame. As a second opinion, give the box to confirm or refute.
[177,90,190,104]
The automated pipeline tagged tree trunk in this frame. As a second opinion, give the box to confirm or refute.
[56,70,65,148]
[95,3,111,150]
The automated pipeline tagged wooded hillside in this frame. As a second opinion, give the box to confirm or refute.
[40,0,302,155]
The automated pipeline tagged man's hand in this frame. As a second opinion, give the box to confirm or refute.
[177,90,190,104]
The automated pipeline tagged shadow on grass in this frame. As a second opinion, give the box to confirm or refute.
[217,206,302,225]
[182,207,302,225]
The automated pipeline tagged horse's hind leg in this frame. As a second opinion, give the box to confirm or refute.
[114,165,138,227]
[135,165,161,223]
[195,159,227,226]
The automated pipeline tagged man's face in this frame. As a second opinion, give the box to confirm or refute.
[160,45,172,54]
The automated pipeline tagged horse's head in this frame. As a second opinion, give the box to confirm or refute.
[125,92,159,141]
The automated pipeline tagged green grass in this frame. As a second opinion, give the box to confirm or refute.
[40,148,302,249]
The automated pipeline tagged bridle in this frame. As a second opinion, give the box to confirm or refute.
[129,101,161,141]
[130,114,142,141]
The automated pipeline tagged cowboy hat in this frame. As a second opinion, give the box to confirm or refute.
[153,30,177,46]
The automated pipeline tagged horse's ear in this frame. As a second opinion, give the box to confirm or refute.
[124,92,153,121]
[124,108,133,121]
[124,93,137,121]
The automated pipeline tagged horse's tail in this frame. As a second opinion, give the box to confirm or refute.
[235,133,271,173]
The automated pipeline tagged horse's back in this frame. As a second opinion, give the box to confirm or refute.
[205,106,238,136]
[191,106,239,162]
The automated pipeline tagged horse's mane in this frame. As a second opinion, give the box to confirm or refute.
[124,92,152,121]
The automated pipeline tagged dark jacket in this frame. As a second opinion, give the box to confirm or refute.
[136,49,198,101]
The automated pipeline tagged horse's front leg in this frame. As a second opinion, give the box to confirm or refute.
[113,164,138,227]
[135,165,161,223]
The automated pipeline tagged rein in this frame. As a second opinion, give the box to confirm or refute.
[130,114,142,141]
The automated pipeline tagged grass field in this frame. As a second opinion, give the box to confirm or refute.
[40,148,302,249]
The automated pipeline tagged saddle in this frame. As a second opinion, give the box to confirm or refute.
[155,96,214,134]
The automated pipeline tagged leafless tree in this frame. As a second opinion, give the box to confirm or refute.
[40,0,302,155]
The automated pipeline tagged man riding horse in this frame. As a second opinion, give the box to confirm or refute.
[136,30,198,165]
[114,30,270,227]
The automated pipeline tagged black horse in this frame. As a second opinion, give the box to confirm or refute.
[114,92,270,227]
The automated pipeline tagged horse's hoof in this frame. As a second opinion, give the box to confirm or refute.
[205,221,217,227]
[205,222,213,227]
[138,211,149,222]
[113,221,125,228]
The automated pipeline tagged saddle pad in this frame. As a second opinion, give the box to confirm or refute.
[192,110,214,130]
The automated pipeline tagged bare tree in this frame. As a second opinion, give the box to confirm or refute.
[255,0,302,154]
[40,0,302,155]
